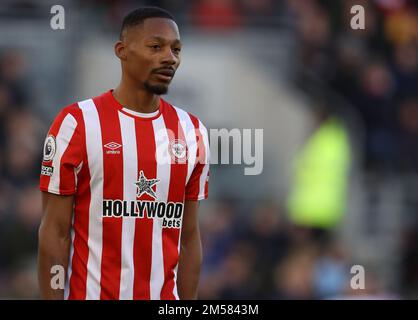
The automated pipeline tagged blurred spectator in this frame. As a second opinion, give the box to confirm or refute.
[329,36,367,105]
[199,199,240,274]
[396,96,418,172]
[217,241,258,299]
[355,60,396,170]
[287,105,351,233]
[246,202,291,298]
[0,50,30,107]
[241,0,279,28]
[3,110,42,186]
[312,241,350,299]
[391,41,418,101]
[384,5,418,46]
[272,244,317,299]
[190,0,243,32]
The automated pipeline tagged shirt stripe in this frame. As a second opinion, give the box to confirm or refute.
[79,98,104,299]
[48,113,77,193]
[96,95,123,299]
[118,112,137,299]
[150,116,171,300]
[133,120,156,299]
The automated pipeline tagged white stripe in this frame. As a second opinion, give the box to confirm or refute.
[64,215,75,299]
[122,107,160,118]
[78,99,103,299]
[74,161,83,189]
[48,113,77,193]
[198,121,210,200]
[118,111,137,300]
[173,106,197,185]
[151,116,171,300]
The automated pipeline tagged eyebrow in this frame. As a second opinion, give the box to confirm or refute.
[147,36,181,45]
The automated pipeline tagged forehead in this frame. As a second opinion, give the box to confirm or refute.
[128,18,180,42]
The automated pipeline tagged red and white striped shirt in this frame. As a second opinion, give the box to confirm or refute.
[39,90,210,300]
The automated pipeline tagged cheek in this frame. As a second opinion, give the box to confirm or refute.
[127,50,152,77]
[128,48,145,65]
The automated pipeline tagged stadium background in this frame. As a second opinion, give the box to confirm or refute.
[0,0,417,299]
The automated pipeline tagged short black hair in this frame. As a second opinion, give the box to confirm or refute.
[120,6,176,39]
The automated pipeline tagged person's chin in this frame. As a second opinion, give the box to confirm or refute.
[145,82,169,95]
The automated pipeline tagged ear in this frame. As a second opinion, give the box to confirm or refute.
[114,40,127,61]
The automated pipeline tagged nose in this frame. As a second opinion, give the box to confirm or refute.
[161,47,178,66]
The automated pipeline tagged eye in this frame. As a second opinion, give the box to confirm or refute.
[173,47,181,54]
[149,44,161,50]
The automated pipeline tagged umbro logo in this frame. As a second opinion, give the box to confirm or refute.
[104,142,122,154]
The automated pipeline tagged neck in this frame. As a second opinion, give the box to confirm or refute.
[113,78,160,114]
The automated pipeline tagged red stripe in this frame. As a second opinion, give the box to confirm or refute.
[186,114,206,200]
[189,115,206,166]
[67,107,90,300]
[160,102,188,299]
[204,171,209,196]
[133,120,156,299]
[95,96,123,299]
[68,162,90,299]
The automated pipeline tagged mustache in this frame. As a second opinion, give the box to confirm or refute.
[151,66,175,74]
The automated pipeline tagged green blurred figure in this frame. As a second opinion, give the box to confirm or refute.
[287,108,351,232]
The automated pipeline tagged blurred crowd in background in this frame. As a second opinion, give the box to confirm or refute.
[0,0,417,299]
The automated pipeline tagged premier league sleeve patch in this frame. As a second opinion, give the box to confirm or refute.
[43,134,56,162]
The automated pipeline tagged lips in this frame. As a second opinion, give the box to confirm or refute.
[153,68,175,82]
[154,68,175,77]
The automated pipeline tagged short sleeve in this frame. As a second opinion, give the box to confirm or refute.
[185,120,210,201]
[39,106,84,195]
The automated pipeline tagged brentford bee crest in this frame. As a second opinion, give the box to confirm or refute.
[169,139,187,162]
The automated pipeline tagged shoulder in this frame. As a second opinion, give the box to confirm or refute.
[57,91,109,123]
[52,103,84,128]
[61,102,82,116]
[164,101,208,131]
[165,103,210,157]
[50,99,89,137]
[49,91,112,136]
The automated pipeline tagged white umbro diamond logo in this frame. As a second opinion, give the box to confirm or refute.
[104,142,122,150]
[104,142,122,154]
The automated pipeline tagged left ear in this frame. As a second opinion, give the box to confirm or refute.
[114,40,127,61]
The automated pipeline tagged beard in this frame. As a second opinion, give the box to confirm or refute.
[144,81,169,95]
